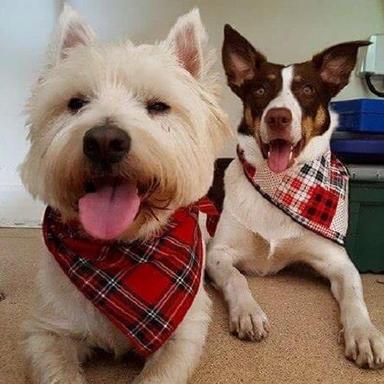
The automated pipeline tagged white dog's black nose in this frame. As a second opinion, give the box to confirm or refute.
[83,125,131,165]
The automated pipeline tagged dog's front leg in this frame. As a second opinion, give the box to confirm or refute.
[133,286,211,384]
[23,318,91,384]
[206,210,269,341]
[303,236,384,369]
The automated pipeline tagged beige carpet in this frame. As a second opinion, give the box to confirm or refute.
[1,228,384,384]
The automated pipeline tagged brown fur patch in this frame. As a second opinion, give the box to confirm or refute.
[315,106,327,129]
[301,106,328,145]
[291,63,332,143]
[239,105,262,136]
[237,62,283,136]
[301,116,315,144]
[244,106,253,128]
[252,116,261,133]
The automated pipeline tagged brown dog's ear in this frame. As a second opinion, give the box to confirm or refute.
[312,41,370,96]
[222,24,266,93]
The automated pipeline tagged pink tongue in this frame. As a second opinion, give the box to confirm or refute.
[79,182,140,240]
[267,140,292,173]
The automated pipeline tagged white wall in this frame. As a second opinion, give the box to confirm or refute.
[0,0,60,226]
[0,0,383,226]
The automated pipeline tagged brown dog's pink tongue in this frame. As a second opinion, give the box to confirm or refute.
[267,140,292,173]
[79,182,140,240]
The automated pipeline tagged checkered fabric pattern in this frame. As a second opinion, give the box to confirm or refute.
[237,146,349,245]
[43,203,205,357]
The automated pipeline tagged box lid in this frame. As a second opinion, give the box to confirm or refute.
[347,164,384,181]
[331,99,384,114]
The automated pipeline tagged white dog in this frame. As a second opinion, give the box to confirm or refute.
[21,5,230,384]
[207,25,384,369]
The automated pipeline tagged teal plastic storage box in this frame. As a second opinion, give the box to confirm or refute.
[346,165,384,273]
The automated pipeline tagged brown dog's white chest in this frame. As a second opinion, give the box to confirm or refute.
[221,160,308,275]
[235,232,295,276]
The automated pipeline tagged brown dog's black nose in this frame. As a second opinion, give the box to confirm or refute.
[265,108,292,130]
[83,125,131,166]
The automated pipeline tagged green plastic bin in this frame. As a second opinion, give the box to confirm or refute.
[346,165,384,273]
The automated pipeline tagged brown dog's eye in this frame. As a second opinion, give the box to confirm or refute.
[302,85,315,96]
[147,101,170,115]
[68,97,88,113]
[255,87,266,96]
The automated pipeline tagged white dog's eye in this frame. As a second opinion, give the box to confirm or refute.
[146,101,170,115]
[68,97,89,113]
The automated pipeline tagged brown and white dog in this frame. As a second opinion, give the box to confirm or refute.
[207,25,384,369]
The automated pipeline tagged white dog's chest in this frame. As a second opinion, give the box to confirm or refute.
[39,252,132,356]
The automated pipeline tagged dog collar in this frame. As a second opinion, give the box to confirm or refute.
[237,146,349,245]
[43,199,214,357]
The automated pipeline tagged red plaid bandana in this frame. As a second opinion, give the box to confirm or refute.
[195,196,220,237]
[43,202,210,357]
[237,146,349,245]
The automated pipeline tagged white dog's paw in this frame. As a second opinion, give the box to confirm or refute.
[343,323,384,369]
[229,299,270,341]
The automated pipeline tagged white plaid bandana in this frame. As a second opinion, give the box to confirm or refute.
[237,146,349,245]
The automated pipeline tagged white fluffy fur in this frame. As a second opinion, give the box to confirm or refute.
[207,111,384,369]
[21,5,230,384]
[21,8,227,228]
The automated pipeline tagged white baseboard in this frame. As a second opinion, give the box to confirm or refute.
[0,185,44,227]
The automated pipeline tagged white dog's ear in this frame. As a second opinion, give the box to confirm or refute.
[166,8,207,78]
[53,3,95,62]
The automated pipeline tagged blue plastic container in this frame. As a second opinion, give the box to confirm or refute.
[331,99,384,134]
[331,132,384,164]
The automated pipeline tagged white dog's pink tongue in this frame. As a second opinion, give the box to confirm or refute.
[267,140,292,173]
[79,182,140,240]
